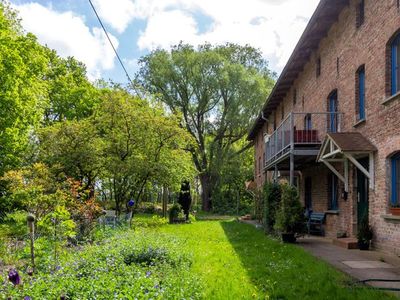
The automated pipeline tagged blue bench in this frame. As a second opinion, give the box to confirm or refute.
[308,212,326,236]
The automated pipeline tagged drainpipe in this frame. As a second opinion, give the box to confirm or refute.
[260,111,268,122]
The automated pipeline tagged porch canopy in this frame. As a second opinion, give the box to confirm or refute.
[317,132,377,192]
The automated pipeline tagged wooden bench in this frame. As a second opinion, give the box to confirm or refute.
[308,212,326,236]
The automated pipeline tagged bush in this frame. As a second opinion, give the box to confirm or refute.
[169,203,182,224]
[134,202,160,214]
[263,183,281,233]
[357,214,373,243]
[132,215,168,228]
[123,247,170,266]
[0,211,28,239]
[211,189,253,216]
[274,184,305,234]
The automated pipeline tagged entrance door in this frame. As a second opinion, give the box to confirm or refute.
[357,158,369,226]
[305,177,312,211]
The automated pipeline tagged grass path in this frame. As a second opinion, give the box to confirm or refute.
[159,220,396,300]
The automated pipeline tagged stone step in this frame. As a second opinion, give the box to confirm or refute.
[332,238,359,249]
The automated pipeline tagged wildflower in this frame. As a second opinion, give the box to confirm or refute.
[146,271,151,278]
[8,269,20,285]
[24,297,32,300]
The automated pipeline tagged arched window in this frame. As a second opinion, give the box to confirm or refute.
[390,153,400,206]
[391,33,400,95]
[356,65,366,121]
[327,90,338,133]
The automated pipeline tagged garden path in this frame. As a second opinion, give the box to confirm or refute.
[298,236,400,295]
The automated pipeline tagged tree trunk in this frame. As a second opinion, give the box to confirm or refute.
[200,173,212,212]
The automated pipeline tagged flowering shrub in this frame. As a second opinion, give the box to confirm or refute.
[1,229,202,299]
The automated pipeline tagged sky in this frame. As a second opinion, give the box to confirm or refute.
[9,0,320,83]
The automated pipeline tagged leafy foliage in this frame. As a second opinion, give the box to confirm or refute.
[263,183,282,233]
[137,43,275,210]
[357,214,373,243]
[168,204,182,224]
[1,229,202,299]
[274,185,305,234]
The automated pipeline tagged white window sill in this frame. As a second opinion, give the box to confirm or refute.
[381,214,400,221]
[326,210,340,215]
[382,92,400,106]
[353,118,366,128]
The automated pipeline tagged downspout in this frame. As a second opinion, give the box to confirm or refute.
[260,111,272,182]
[260,111,268,122]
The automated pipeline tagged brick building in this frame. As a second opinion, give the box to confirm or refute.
[248,0,400,253]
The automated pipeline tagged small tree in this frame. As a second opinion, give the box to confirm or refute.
[178,181,192,221]
[274,184,305,235]
[263,183,282,233]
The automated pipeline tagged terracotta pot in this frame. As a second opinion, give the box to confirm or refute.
[389,207,400,216]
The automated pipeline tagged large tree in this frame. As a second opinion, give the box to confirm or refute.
[95,88,194,213]
[137,43,275,211]
[43,50,100,124]
[0,2,49,174]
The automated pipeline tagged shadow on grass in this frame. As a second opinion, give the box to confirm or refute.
[220,220,394,300]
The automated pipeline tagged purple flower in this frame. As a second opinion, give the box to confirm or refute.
[146,271,151,278]
[8,269,20,285]
[128,200,135,207]
[24,297,32,300]
[60,295,66,300]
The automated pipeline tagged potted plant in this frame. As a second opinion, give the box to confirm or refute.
[389,204,400,216]
[274,184,306,243]
[357,214,373,250]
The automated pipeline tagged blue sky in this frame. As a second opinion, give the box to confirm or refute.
[10,0,320,84]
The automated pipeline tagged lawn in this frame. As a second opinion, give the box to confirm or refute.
[1,218,396,299]
[159,220,396,300]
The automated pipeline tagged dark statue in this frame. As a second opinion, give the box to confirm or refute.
[178,180,192,221]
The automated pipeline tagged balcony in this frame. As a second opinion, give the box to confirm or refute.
[265,112,342,171]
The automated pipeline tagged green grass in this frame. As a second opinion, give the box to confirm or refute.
[2,218,396,299]
[159,220,395,300]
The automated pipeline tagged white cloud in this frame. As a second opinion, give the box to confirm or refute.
[131,0,320,72]
[138,10,199,50]
[11,0,320,78]
[13,2,118,79]
[92,0,136,33]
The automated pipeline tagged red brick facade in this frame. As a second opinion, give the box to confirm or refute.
[252,0,400,254]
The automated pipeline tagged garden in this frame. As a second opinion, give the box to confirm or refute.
[0,2,395,299]
[1,213,396,299]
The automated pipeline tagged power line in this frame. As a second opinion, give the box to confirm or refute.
[88,0,133,84]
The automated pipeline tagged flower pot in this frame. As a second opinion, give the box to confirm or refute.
[358,240,370,250]
[389,207,400,216]
[281,233,296,243]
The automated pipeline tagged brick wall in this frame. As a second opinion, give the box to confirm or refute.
[254,0,400,253]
